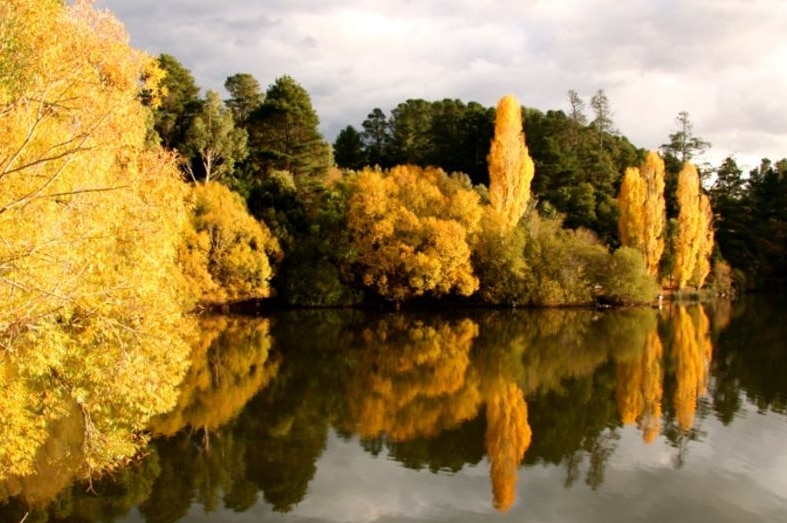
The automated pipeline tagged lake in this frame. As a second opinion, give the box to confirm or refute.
[1,296,786,522]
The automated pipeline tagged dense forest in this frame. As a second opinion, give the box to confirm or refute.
[2,0,787,496]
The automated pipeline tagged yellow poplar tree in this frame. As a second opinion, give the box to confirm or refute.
[488,94,535,232]
[673,163,714,289]
[693,194,714,288]
[617,151,666,276]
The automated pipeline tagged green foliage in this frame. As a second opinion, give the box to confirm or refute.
[183,90,248,183]
[153,53,201,149]
[598,247,660,304]
[224,73,264,126]
[247,75,331,177]
[247,171,361,306]
[333,125,367,170]
[358,100,495,184]
[472,213,529,305]
[521,216,609,306]
[710,157,787,288]
[180,182,281,305]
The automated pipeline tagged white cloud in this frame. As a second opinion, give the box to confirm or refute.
[96,0,787,169]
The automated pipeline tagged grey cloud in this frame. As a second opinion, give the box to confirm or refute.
[95,0,787,160]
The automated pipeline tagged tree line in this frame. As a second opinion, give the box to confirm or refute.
[2,0,786,484]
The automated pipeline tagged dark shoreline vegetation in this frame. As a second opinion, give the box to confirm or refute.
[2,0,787,504]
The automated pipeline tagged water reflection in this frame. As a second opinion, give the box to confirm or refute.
[150,316,281,440]
[2,299,786,522]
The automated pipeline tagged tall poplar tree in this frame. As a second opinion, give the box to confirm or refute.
[673,163,713,289]
[617,151,666,277]
[487,94,535,232]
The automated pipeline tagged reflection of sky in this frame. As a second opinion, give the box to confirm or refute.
[121,402,787,522]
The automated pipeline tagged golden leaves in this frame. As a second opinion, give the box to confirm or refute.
[0,0,194,485]
[487,94,535,232]
[617,151,666,277]
[180,182,281,305]
[346,165,482,301]
[673,163,714,289]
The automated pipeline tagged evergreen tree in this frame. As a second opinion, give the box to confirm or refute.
[361,107,392,168]
[224,73,264,127]
[333,125,367,170]
[247,75,330,178]
[153,53,201,150]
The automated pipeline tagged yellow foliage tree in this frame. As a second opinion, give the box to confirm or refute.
[1,0,192,478]
[488,95,536,232]
[673,163,714,289]
[693,194,714,288]
[671,306,713,432]
[617,151,666,276]
[179,181,281,305]
[346,165,482,301]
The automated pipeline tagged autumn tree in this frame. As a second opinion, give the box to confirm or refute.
[617,151,667,276]
[179,182,281,305]
[488,94,536,232]
[0,0,193,478]
[345,165,482,301]
[183,90,248,183]
[673,163,714,289]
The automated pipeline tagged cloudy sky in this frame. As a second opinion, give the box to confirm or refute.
[95,0,787,170]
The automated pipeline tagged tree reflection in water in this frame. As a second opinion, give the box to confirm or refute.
[3,300,773,522]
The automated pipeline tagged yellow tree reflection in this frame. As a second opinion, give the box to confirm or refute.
[150,317,281,439]
[473,316,532,512]
[616,330,664,443]
[672,306,713,432]
[485,383,531,512]
[343,316,482,441]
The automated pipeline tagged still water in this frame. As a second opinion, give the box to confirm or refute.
[1,297,786,522]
